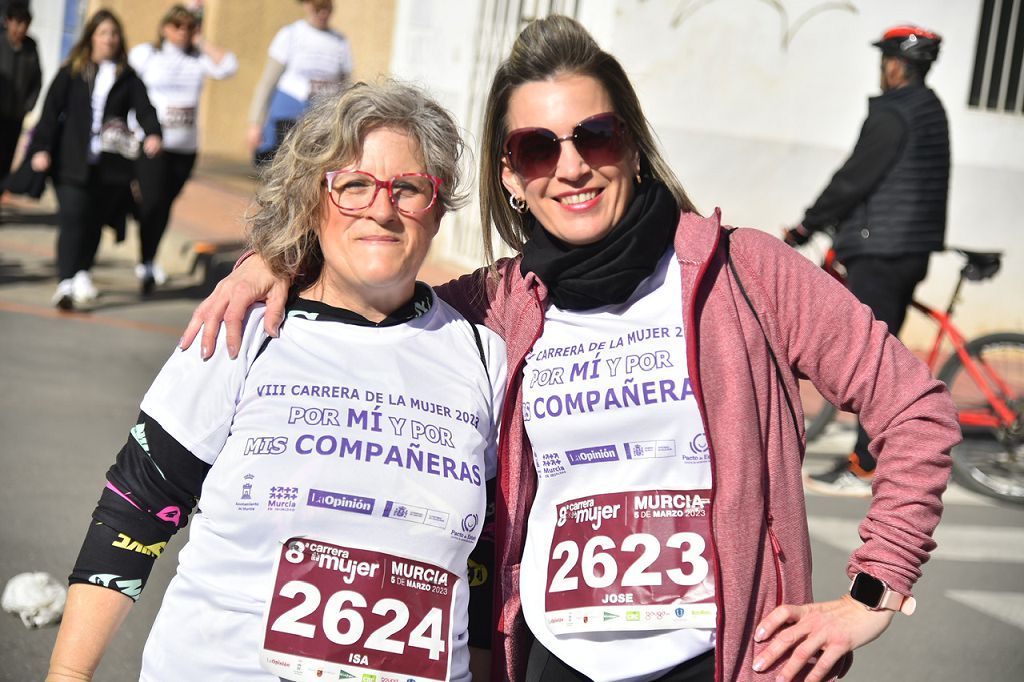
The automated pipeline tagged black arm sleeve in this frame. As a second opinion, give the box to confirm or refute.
[801,107,907,232]
[129,72,162,137]
[466,477,496,648]
[68,411,210,600]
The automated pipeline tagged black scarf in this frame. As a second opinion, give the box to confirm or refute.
[520,180,678,310]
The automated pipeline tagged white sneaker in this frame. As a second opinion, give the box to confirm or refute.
[803,468,874,498]
[52,280,74,310]
[135,262,167,295]
[71,270,98,303]
[151,263,167,286]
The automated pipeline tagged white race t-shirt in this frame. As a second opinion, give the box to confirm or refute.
[88,61,117,163]
[519,249,715,682]
[269,19,352,103]
[129,42,238,152]
[137,294,506,682]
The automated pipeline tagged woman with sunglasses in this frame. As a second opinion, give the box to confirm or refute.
[46,81,505,682]
[127,4,237,294]
[182,16,958,682]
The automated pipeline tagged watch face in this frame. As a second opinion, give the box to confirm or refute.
[851,572,886,607]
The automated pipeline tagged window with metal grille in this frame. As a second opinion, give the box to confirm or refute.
[969,0,1024,113]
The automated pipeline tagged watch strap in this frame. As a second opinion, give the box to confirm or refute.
[878,588,909,613]
[850,573,917,615]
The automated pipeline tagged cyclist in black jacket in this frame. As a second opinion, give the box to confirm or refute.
[785,25,949,497]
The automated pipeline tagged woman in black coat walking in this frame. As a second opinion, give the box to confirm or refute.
[29,9,161,309]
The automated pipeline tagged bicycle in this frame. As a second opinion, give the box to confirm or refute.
[799,243,1024,504]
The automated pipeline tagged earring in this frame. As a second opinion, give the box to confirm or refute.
[635,172,643,185]
[509,194,528,214]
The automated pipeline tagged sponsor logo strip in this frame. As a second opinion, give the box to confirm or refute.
[565,444,619,465]
[307,489,375,514]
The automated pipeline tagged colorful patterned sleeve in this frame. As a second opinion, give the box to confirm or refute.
[68,412,211,600]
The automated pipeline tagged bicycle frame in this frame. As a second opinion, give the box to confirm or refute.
[912,298,1019,430]
[822,248,1019,431]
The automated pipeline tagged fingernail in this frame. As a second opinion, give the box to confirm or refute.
[753,658,764,672]
[178,336,185,348]
[201,345,210,360]
[755,626,765,641]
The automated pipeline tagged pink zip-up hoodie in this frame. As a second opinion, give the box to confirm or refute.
[437,210,959,682]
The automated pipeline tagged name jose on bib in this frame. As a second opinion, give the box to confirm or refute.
[545,489,717,635]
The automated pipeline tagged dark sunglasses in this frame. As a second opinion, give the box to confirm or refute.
[503,112,629,179]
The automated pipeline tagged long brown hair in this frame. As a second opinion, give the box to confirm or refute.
[479,15,697,264]
[65,9,128,78]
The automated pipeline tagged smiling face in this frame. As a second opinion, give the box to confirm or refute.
[90,18,121,62]
[309,127,441,319]
[501,74,639,246]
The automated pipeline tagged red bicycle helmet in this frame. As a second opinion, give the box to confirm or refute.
[873,25,942,63]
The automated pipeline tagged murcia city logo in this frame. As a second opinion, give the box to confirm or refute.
[240,474,254,500]
[235,473,260,511]
[268,485,299,511]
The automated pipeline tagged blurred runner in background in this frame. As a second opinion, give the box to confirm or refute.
[246,0,352,166]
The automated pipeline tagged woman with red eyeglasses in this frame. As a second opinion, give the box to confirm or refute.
[181,16,958,682]
[46,82,504,682]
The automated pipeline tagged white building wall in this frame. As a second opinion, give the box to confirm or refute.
[21,0,68,124]
[391,0,1024,343]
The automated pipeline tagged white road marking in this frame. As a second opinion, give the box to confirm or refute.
[804,483,998,507]
[807,516,1024,563]
[945,591,1024,631]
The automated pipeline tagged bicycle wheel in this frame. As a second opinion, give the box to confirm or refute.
[937,333,1024,503]
[938,332,1024,428]
[949,435,1024,504]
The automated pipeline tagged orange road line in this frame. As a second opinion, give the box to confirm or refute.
[0,299,183,337]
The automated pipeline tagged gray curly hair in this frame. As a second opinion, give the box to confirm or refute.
[248,80,468,282]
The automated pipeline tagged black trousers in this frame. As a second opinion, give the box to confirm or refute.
[843,253,931,469]
[0,116,24,186]
[525,638,714,682]
[135,150,197,263]
[55,174,125,280]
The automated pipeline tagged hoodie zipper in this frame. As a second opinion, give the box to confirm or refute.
[686,229,786,681]
[680,245,726,682]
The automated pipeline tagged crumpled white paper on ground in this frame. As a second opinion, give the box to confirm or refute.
[2,572,67,628]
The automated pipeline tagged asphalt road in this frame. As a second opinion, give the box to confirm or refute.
[2,198,1022,681]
